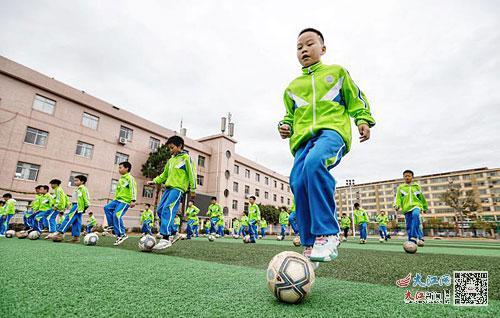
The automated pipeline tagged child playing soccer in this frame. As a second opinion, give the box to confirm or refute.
[147,136,196,250]
[216,217,225,237]
[51,175,90,243]
[34,186,54,235]
[56,211,65,232]
[340,213,351,241]
[376,210,388,241]
[354,203,369,244]
[86,212,97,233]
[140,204,154,236]
[240,212,249,237]
[25,186,41,232]
[173,214,181,235]
[247,196,260,243]
[0,200,5,236]
[278,28,375,262]
[259,218,267,238]
[207,197,222,236]
[279,207,289,240]
[394,170,428,246]
[46,179,68,238]
[232,218,240,236]
[185,201,200,239]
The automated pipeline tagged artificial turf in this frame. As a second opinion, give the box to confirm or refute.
[0,236,499,318]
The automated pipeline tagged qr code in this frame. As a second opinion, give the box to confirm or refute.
[453,271,488,306]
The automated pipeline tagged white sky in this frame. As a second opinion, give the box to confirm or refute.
[1,0,499,185]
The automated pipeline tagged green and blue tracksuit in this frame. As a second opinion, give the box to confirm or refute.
[216,217,225,237]
[173,215,181,234]
[340,216,351,238]
[153,151,196,238]
[207,203,223,235]
[104,172,137,237]
[248,203,260,242]
[282,61,375,247]
[279,211,289,237]
[240,215,249,236]
[25,195,40,231]
[59,185,90,237]
[376,214,388,240]
[140,209,154,235]
[288,201,299,236]
[394,182,428,242]
[0,203,11,234]
[86,215,97,233]
[232,219,241,235]
[185,205,200,238]
[354,209,369,240]
[34,194,54,232]
[259,219,267,237]
[49,186,68,233]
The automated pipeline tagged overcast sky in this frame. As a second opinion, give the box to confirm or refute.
[1,0,499,185]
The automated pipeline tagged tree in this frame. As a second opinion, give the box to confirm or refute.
[440,184,479,236]
[259,204,280,224]
[141,144,171,219]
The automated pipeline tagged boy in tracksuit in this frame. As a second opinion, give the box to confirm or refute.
[173,214,181,235]
[394,169,428,246]
[279,207,289,239]
[185,201,200,239]
[247,196,260,243]
[259,218,267,238]
[147,136,197,250]
[354,203,369,244]
[0,201,5,236]
[232,218,240,236]
[202,219,210,236]
[278,28,375,262]
[47,179,68,238]
[104,161,137,246]
[34,186,54,234]
[140,204,155,236]
[340,213,351,241]
[288,200,299,236]
[240,213,249,237]
[216,217,225,237]
[52,175,90,243]
[25,186,41,231]
[376,211,388,241]
[86,212,97,233]
[207,197,222,236]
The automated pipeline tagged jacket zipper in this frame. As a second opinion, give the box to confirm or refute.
[309,67,316,135]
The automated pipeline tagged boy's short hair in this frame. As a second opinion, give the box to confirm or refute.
[167,135,185,148]
[40,185,50,191]
[89,212,93,215]
[249,196,256,200]
[3,193,12,199]
[49,179,62,185]
[403,169,414,176]
[145,203,151,207]
[35,185,42,190]
[299,28,324,44]
[119,161,132,172]
[354,203,360,208]
[75,175,87,184]
[342,213,346,216]
[211,197,217,201]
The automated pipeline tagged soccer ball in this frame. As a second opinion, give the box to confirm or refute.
[232,234,239,239]
[5,230,15,238]
[215,234,220,238]
[258,235,262,239]
[208,235,215,242]
[28,231,40,240]
[379,238,384,243]
[267,251,316,304]
[138,235,156,252]
[292,236,301,247]
[84,233,99,246]
[403,241,417,254]
[243,235,251,243]
[16,231,29,239]
[276,235,282,241]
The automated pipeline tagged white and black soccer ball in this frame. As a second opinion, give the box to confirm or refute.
[276,235,283,241]
[138,235,156,252]
[84,233,99,246]
[28,231,40,240]
[243,235,251,243]
[5,230,15,238]
[16,230,29,239]
[267,251,316,304]
[403,241,417,254]
[232,234,239,239]
[208,235,215,242]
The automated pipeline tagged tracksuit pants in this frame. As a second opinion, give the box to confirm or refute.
[187,220,198,238]
[280,224,287,237]
[35,210,51,231]
[47,210,59,233]
[379,225,387,239]
[0,214,14,235]
[141,220,152,235]
[248,220,257,242]
[290,130,345,247]
[288,211,299,235]
[157,188,183,237]
[342,227,349,239]
[404,208,421,242]
[104,200,130,237]
[24,212,35,230]
[260,228,266,237]
[210,218,219,234]
[58,204,82,237]
[358,222,367,240]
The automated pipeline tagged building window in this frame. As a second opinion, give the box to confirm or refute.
[255,173,260,182]
[110,179,118,194]
[281,196,284,203]
[244,202,249,212]
[232,200,238,210]
[264,191,269,199]
[32,94,55,114]
[115,152,129,164]
[197,175,204,186]
[265,177,269,185]
[287,185,290,193]
[75,141,93,158]
[273,194,277,202]
[69,171,88,187]
[198,155,206,168]
[119,126,133,141]
[233,182,239,192]
[234,164,239,174]
[82,113,99,130]
[274,180,277,188]
[143,186,154,198]
[15,162,40,181]
[149,137,160,151]
[24,127,48,146]
[245,169,250,178]
[245,185,250,195]
[255,188,260,197]
[281,183,284,190]
[287,198,291,205]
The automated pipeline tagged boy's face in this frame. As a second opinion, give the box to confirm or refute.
[211,199,216,204]
[249,198,255,204]
[50,183,57,189]
[146,205,151,209]
[404,172,413,184]
[39,187,48,194]
[118,164,128,175]
[74,178,82,187]
[35,188,40,194]
[188,201,193,207]
[297,32,325,67]
[381,211,385,215]
[167,143,182,155]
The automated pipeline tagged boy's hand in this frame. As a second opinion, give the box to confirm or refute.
[279,124,292,139]
[358,124,370,142]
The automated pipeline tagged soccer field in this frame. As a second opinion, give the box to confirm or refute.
[1,236,499,317]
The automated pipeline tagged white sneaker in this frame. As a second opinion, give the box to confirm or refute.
[310,235,340,262]
[170,233,181,245]
[417,239,425,247]
[113,235,129,246]
[152,239,172,250]
[302,247,319,270]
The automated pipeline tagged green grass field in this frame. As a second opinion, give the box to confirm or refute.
[1,235,499,317]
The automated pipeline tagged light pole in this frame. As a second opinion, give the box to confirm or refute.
[346,179,356,237]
